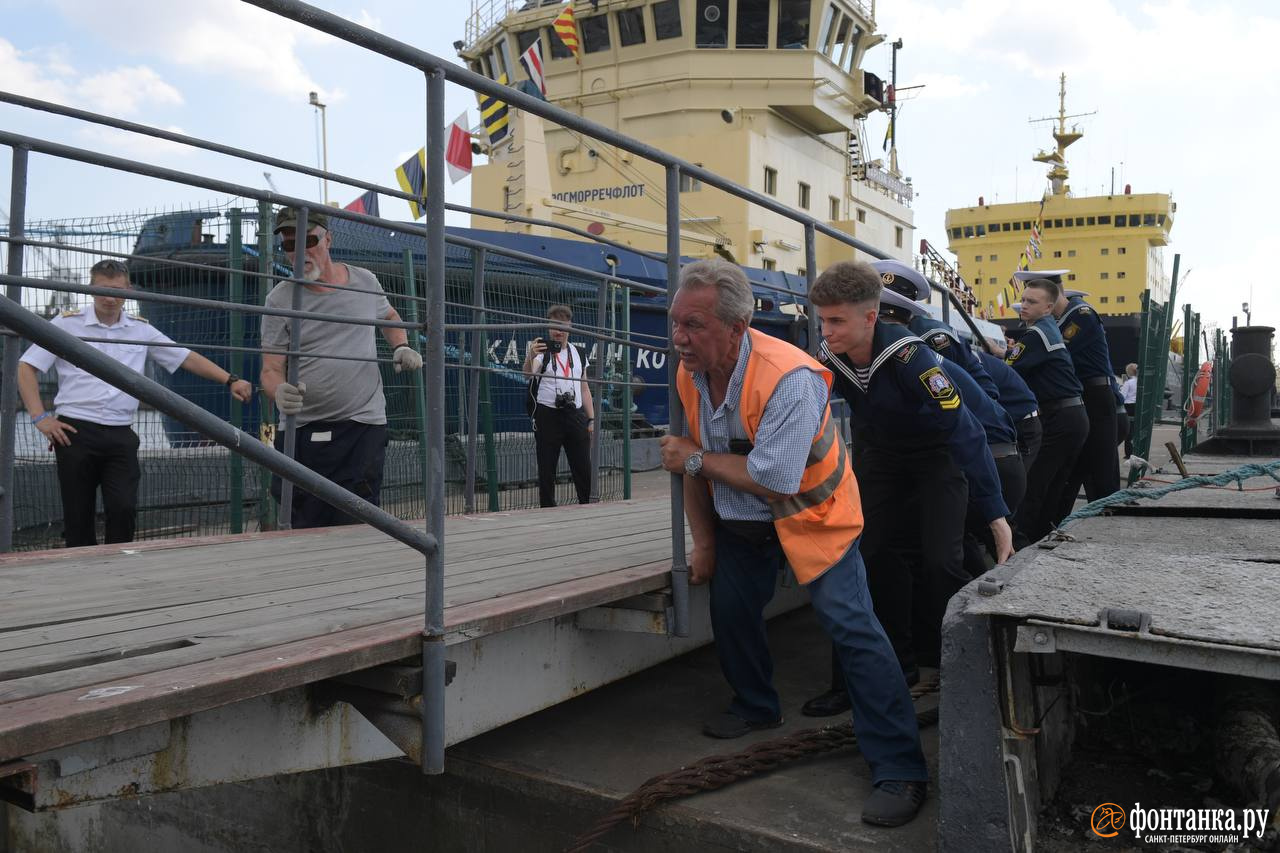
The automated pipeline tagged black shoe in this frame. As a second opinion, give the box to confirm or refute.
[861,780,928,827]
[701,712,784,739]
[801,688,852,717]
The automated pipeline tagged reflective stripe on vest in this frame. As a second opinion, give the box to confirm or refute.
[676,329,863,584]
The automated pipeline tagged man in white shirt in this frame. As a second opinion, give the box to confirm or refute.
[18,259,252,547]
[522,304,595,506]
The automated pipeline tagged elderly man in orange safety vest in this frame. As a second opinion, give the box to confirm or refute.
[658,258,928,828]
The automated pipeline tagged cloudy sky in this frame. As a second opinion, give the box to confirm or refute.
[1,0,1276,335]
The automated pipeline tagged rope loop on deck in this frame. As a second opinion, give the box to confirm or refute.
[1056,459,1280,530]
[566,677,940,853]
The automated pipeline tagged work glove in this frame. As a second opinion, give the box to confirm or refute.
[275,381,306,416]
[393,345,423,373]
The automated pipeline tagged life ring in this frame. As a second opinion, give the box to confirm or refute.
[1184,361,1212,427]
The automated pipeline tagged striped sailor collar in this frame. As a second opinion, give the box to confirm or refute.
[1027,316,1066,351]
[690,328,753,413]
[820,322,926,389]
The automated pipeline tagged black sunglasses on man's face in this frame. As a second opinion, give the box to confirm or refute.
[281,234,321,253]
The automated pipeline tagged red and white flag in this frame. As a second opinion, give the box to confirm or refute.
[519,37,547,97]
[445,111,473,184]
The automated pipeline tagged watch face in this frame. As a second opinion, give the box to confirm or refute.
[684,452,702,476]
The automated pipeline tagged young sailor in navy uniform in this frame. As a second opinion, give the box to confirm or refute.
[977,338,1042,474]
[871,259,1000,400]
[1005,277,1089,546]
[805,261,1011,707]
[1035,278,1121,516]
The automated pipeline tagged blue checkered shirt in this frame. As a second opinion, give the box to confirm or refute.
[688,334,830,521]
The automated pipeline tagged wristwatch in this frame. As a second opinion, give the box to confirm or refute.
[225,373,240,387]
[684,450,705,478]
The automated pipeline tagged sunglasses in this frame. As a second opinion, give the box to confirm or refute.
[281,234,321,253]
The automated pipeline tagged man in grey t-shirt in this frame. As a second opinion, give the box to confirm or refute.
[260,207,422,528]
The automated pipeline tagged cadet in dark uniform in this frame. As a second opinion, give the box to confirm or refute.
[1006,278,1089,546]
[871,259,1000,400]
[978,342,1041,473]
[806,261,1011,704]
[1034,279,1121,516]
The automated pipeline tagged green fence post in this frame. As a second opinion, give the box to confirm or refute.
[1128,254,1179,483]
[228,209,245,533]
[622,284,632,500]
[256,200,277,531]
[403,249,431,516]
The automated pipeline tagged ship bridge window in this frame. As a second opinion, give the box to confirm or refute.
[1098,214,1111,224]
[494,38,514,81]
[818,4,837,53]
[1053,218,1063,227]
[516,28,541,58]
[617,7,647,46]
[1075,217,1084,226]
[1002,222,1011,231]
[1114,216,1127,227]
[545,25,575,58]
[581,14,612,53]
[653,0,683,40]
[830,14,851,63]
[975,224,986,236]
[842,24,863,72]
[1158,213,1166,225]
[1064,218,1074,227]
[1087,216,1096,225]
[1023,220,1032,229]
[950,226,962,238]
[736,0,769,48]
[1012,222,1022,231]
[777,0,811,48]
[1044,220,1053,229]
[696,0,729,47]
[988,223,1000,232]
[1143,213,1156,226]
[964,225,974,238]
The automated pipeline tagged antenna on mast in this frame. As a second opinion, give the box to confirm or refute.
[1028,73,1096,196]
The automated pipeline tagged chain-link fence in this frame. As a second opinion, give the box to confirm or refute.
[10,199,655,550]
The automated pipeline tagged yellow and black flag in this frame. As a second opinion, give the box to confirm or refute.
[395,148,427,219]
[478,72,511,146]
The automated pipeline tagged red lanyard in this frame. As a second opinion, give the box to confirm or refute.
[557,352,571,377]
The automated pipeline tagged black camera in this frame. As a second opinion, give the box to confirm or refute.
[544,339,563,354]
[554,391,576,409]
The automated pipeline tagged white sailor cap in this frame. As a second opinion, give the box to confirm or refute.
[1010,302,1023,313]
[879,287,930,318]
[871,259,930,301]
[1012,268,1070,285]
[1064,289,1089,299]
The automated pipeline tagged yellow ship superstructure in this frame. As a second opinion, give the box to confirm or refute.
[459,0,913,269]
[945,76,1174,323]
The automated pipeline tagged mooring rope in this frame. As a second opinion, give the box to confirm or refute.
[1055,459,1280,530]
[566,677,940,853]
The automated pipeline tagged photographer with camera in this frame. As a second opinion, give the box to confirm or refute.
[523,304,595,507]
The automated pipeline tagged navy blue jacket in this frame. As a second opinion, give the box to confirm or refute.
[1057,298,1115,380]
[979,352,1039,421]
[1006,317,1083,403]
[908,315,1000,400]
[821,322,1009,522]
[938,358,1017,446]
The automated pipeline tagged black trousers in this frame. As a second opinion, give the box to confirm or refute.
[53,417,141,548]
[1013,404,1089,547]
[534,404,591,507]
[1123,403,1136,457]
[855,444,969,672]
[1016,415,1043,476]
[1055,384,1121,522]
[963,450,1027,575]
[272,420,387,529]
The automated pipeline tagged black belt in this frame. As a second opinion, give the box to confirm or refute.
[716,518,777,547]
[1039,396,1083,413]
[989,442,1019,459]
[1082,376,1112,387]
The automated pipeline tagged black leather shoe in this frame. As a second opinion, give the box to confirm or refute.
[801,688,852,717]
[701,712,783,739]
[861,780,928,827]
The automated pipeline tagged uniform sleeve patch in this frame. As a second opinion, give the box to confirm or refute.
[920,365,957,401]
[1062,322,1080,341]
[1006,342,1026,363]
[1078,306,1092,316]
[928,332,952,350]
[893,343,917,363]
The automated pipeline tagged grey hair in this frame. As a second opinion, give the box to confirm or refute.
[677,258,754,326]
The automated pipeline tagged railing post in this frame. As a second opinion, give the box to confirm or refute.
[0,146,29,552]
[804,222,818,356]
[228,209,245,534]
[621,284,632,500]
[589,276,607,501]
[422,68,448,775]
[402,249,430,517]
[464,248,485,514]
[278,203,308,528]
[255,200,277,531]
[666,163,689,638]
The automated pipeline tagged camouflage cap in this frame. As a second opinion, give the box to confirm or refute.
[273,206,329,233]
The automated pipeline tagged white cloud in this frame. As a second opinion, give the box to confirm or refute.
[50,0,345,101]
[77,66,183,115]
[909,73,988,101]
[78,125,194,159]
[0,38,73,102]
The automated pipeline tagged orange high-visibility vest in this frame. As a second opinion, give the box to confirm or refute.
[676,329,863,584]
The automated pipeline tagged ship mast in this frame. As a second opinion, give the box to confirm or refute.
[1029,73,1095,196]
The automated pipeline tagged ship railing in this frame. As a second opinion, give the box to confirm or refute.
[3,0,987,776]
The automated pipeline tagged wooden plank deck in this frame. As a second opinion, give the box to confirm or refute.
[0,498,683,760]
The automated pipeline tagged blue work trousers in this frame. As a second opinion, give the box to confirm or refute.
[709,524,929,784]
